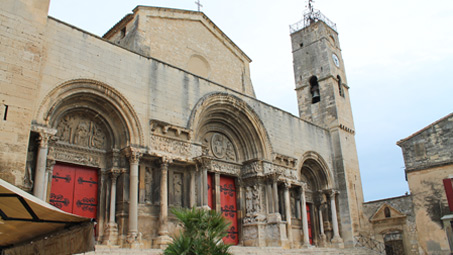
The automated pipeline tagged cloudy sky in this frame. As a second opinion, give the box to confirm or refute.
[48,0,453,201]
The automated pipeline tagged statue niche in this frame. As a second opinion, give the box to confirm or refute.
[56,113,108,150]
[202,132,237,162]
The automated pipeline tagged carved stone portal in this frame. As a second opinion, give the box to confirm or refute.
[56,113,108,150]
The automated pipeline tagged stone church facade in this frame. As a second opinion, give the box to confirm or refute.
[0,0,366,250]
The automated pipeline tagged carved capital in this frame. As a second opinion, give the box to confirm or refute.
[124,147,142,165]
[37,129,57,148]
[283,182,291,189]
[195,156,211,170]
[32,125,57,148]
[109,168,124,183]
[300,182,308,193]
[325,189,339,197]
[159,157,173,169]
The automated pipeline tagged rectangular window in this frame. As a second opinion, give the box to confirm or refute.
[443,178,453,212]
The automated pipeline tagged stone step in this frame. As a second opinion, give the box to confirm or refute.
[79,245,379,255]
[229,246,379,255]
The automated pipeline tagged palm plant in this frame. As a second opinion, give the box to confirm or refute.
[164,207,232,255]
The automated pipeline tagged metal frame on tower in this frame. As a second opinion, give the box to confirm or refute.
[289,0,337,33]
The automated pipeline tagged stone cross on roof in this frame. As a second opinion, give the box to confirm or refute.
[195,0,203,12]
[307,0,315,13]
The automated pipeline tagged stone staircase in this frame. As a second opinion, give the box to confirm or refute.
[79,245,380,255]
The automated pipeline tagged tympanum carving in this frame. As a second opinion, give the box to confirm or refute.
[57,113,107,150]
[202,133,237,162]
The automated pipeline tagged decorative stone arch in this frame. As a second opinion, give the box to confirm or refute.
[298,151,333,191]
[188,92,273,162]
[36,79,144,148]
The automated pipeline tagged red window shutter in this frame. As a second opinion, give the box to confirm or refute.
[443,179,453,212]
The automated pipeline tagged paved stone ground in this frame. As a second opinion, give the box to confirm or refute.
[79,245,380,255]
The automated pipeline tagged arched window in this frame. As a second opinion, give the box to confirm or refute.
[337,75,344,97]
[384,207,391,218]
[309,76,320,104]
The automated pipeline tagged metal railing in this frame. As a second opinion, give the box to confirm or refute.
[354,233,386,254]
[289,9,337,33]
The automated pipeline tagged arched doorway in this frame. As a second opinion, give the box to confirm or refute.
[189,93,272,245]
[299,152,338,247]
[30,79,143,241]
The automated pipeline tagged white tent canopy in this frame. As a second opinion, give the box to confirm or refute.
[0,178,91,248]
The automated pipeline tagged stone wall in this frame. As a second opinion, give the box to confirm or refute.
[398,113,453,172]
[36,17,336,172]
[407,166,453,254]
[0,0,50,187]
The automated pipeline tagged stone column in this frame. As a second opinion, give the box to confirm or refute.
[155,158,172,248]
[318,203,327,246]
[273,179,279,214]
[33,128,56,200]
[202,167,209,208]
[300,183,311,247]
[283,183,293,244]
[103,168,122,245]
[215,173,221,212]
[189,169,196,208]
[196,165,202,206]
[44,159,55,202]
[126,147,142,247]
[328,190,343,244]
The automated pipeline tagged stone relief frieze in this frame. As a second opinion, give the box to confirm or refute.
[48,144,104,168]
[150,135,193,158]
[150,120,192,141]
[242,160,264,178]
[273,154,297,168]
[263,162,298,181]
[210,160,241,176]
[56,113,107,150]
[202,132,237,162]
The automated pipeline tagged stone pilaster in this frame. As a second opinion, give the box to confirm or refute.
[189,169,196,208]
[266,181,274,213]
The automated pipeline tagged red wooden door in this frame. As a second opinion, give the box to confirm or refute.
[207,173,213,209]
[306,204,313,244]
[50,164,98,219]
[220,176,238,245]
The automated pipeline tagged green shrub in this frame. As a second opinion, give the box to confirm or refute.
[164,207,232,255]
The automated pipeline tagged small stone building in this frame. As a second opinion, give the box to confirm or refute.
[397,113,453,254]
[363,195,419,254]
[0,0,366,250]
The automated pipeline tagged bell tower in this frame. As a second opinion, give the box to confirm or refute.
[290,7,365,246]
